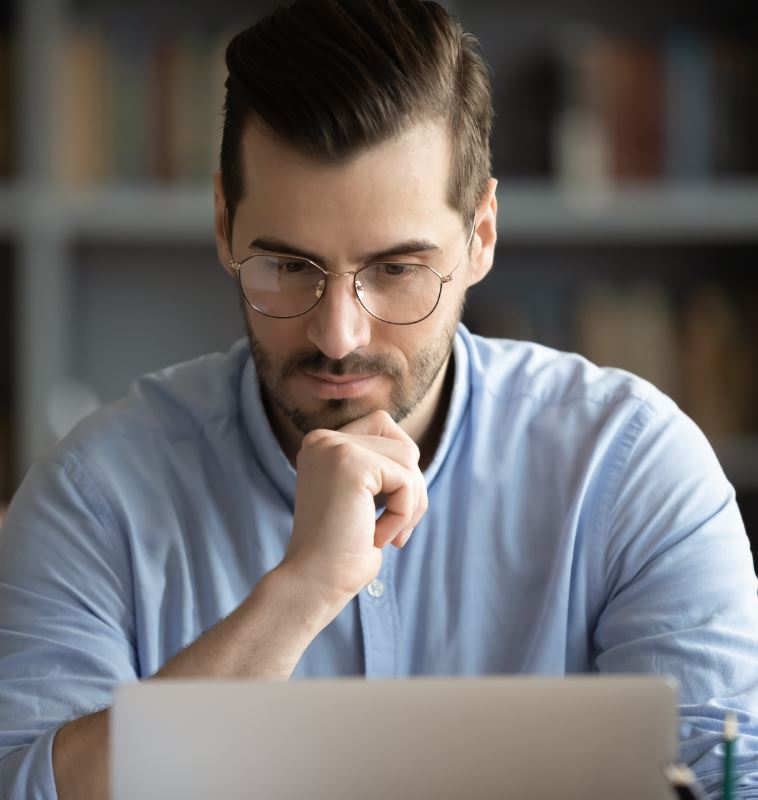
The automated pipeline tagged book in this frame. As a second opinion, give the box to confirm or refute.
[712,39,758,176]
[553,26,612,189]
[151,36,177,182]
[576,281,678,397]
[679,285,754,438]
[150,34,220,183]
[490,46,558,179]
[106,27,152,183]
[603,38,664,180]
[172,36,216,182]
[54,27,108,185]
[663,31,713,180]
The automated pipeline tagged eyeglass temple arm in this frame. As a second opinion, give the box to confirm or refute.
[441,217,477,283]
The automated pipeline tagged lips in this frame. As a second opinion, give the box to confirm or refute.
[299,370,381,400]
[304,372,375,384]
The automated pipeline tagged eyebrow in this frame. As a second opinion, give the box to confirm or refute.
[248,237,443,264]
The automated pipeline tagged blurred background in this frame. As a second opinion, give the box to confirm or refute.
[0,0,756,568]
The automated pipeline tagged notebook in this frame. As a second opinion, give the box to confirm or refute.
[111,675,677,800]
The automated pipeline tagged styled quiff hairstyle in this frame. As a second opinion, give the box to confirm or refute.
[220,0,493,228]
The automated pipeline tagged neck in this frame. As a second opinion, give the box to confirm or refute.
[399,351,454,471]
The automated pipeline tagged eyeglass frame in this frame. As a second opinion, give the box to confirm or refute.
[224,210,477,326]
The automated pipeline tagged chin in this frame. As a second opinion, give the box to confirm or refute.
[280,397,387,434]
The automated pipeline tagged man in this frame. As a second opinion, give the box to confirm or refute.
[1,1,757,798]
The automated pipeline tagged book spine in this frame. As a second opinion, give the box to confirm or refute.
[663,32,713,180]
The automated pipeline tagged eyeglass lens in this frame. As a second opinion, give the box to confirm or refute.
[237,255,444,324]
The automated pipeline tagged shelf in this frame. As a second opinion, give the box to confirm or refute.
[2,181,758,244]
[497,181,758,243]
[1,184,214,243]
[61,186,216,243]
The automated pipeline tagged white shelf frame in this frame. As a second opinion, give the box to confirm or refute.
[496,181,758,243]
[2,181,758,243]
[12,0,73,480]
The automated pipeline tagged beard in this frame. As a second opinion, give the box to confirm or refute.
[243,305,461,434]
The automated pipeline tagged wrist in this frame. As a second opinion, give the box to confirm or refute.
[259,561,352,634]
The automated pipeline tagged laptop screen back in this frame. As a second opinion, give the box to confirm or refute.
[112,675,677,800]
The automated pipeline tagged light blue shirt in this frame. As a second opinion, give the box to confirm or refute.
[1,324,758,798]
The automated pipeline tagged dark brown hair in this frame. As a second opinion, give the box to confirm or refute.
[220,0,493,228]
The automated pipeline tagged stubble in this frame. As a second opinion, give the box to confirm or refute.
[243,306,461,434]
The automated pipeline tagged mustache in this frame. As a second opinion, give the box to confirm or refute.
[282,349,402,380]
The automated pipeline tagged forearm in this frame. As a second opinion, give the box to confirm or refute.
[52,564,345,800]
[52,710,109,800]
[155,563,342,681]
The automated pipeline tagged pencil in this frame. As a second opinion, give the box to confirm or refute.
[723,711,738,800]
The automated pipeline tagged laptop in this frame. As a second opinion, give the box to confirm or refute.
[111,675,678,800]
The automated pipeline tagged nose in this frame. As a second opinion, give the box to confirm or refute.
[306,272,372,360]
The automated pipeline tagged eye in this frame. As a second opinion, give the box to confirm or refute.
[379,263,415,277]
[280,259,307,273]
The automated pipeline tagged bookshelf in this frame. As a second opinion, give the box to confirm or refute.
[1,0,757,541]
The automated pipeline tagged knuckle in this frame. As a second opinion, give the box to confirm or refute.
[331,439,359,469]
[371,409,394,426]
[406,440,421,463]
[297,429,334,469]
[302,428,329,448]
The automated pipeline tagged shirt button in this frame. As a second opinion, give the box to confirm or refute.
[367,578,385,598]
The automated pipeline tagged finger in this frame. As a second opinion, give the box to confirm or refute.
[384,450,424,532]
[339,409,417,447]
[391,471,428,548]
[332,433,421,471]
[392,527,415,548]
[374,460,429,548]
[297,431,418,494]
[374,482,415,547]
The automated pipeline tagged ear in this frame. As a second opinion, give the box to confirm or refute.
[466,177,498,288]
[213,172,236,278]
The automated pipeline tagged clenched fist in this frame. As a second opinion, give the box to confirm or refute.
[281,410,429,611]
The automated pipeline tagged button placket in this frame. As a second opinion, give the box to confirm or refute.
[357,548,398,677]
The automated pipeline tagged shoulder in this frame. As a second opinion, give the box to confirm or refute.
[47,338,251,469]
[456,326,698,502]
[460,325,674,423]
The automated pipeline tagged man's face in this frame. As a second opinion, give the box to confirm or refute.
[217,121,493,436]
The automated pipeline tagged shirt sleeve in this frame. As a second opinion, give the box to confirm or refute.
[592,396,758,797]
[0,453,137,799]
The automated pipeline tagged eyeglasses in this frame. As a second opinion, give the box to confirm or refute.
[226,219,476,325]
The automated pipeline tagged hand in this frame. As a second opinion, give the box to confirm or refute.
[280,410,428,611]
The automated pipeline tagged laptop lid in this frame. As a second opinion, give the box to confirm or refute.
[111,675,677,800]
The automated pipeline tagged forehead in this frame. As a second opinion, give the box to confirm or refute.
[235,121,460,252]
